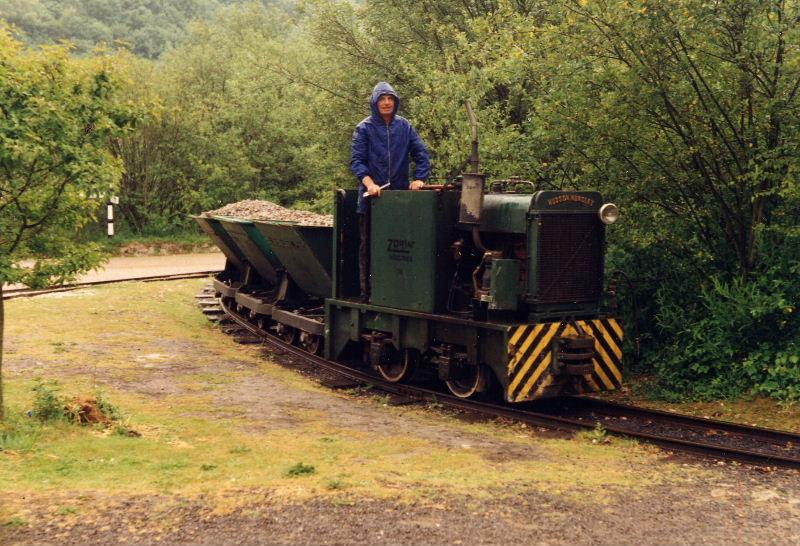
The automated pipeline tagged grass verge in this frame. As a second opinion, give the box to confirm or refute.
[1,279,711,513]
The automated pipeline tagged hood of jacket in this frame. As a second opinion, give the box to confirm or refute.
[370,81,400,122]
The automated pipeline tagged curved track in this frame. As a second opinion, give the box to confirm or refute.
[206,291,800,470]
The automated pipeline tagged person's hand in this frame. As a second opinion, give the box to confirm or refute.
[363,176,382,197]
[410,180,425,190]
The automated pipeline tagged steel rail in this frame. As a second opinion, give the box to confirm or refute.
[3,271,220,300]
[216,299,800,470]
[564,397,800,445]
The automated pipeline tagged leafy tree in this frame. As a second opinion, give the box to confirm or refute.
[0,26,136,417]
[0,0,294,59]
[526,0,800,398]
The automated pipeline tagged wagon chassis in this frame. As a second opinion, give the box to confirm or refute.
[207,289,800,471]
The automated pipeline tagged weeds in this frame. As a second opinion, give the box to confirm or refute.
[31,380,68,422]
[326,479,346,490]
[2,517,28,529]
[344,384,374,396]
[577,422,611,445]
[283,462,316,477]
[95,390,123,421]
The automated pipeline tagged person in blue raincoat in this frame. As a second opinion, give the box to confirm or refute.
[350,81,431,299]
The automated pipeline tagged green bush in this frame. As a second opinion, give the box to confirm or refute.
[31,380,68,422]
[648,256,800,401]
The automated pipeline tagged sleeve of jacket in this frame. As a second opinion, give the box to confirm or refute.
[350,124,371,181]
[409,126,431,181]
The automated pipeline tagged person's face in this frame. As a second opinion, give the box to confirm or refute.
[378,94,395,116]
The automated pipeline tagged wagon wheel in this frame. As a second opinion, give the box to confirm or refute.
[377,348,419,383]
[445,361,488,398]
[301,333,323,355]
[255,316,270,331]
[277,323,298,345]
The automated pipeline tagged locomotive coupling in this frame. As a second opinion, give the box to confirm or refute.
[555,335,596,376]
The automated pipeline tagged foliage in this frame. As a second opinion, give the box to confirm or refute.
[30,380,67,422]
[0,25,137,287]
[536,0,800,400]
[0,0,293,59]
[94,390,123,421]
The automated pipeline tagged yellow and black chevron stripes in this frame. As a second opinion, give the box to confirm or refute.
[506,318,623,401]
[507,322,567,402]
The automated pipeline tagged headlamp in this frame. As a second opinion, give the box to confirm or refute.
[599,203,619,225]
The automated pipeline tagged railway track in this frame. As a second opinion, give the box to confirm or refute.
[2,271,220,300]
[199,288,800,470]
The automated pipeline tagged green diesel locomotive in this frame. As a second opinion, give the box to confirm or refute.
[195,176,622,402]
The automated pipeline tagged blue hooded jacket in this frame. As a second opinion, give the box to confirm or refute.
[351,82,431,214]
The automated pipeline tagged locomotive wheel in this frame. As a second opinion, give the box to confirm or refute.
[301,333,323,355]
[377,348,419,383]
[376,348,418,383]
[445,362,488,398]
[277,324,298,345]
[255,316,269,331]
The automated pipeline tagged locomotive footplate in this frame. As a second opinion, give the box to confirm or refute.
[234,291,274,315]
[212,278,241,298]
[271,308,325,336]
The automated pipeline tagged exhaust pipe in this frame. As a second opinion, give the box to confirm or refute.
[460,101,486,251]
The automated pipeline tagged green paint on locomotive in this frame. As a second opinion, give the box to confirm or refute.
[369,191,458,313]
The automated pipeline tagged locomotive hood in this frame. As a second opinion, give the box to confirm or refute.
[370,81,400,122]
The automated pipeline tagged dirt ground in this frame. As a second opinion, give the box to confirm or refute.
[4,252,224,291]
[2,281,799,546]
[5,471,800,546]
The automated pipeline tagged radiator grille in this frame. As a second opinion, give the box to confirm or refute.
[534,213,604,305]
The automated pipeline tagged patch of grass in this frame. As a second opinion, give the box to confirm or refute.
[343,384,374,396]
[283,462,316,477]
[200,464,217,471]
[112,421,140,437]
[228,446,251,455]
[53,505,79,516]
[605,383,800,433]
[0,415,40,453]
[2,516,28,529]
[326,479,347,490]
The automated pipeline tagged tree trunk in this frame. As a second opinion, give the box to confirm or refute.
[0,283,4,420]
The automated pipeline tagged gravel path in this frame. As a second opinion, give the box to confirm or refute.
[5,470,800,546]
[3,253,224,290]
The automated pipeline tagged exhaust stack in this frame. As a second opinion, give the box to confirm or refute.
[459,101,485,226]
